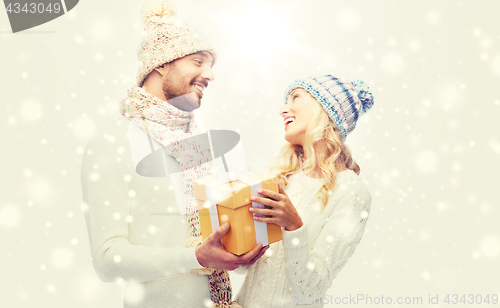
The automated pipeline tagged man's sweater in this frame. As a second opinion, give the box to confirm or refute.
[81,119,210,308]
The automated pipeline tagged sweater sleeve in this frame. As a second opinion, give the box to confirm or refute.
[81,137,203,283]
[282,185,371,297]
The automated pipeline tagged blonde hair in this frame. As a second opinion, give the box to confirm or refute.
[271,90,357,209]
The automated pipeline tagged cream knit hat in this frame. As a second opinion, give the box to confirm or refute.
[136,0,217,87]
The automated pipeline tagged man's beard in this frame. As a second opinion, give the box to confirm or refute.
[161,65,200,111]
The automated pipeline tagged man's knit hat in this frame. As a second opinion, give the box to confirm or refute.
[136,0,216,87]
[284,75,375,140]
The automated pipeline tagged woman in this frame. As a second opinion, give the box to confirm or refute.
[235,74,374,307]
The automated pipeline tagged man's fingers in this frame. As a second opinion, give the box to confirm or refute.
[239,245,269,266]
[249,245,269,264]
[209,222,230,242]
[235,244,263,263]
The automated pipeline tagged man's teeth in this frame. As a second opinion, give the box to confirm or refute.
[193,85,204,93]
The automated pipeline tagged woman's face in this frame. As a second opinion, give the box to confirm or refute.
[279,88,314,147]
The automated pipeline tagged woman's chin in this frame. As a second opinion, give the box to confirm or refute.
[284,136,300,146]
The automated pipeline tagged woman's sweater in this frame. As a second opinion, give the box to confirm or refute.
[236,169,372,308]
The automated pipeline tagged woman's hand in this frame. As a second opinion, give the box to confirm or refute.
[249,183,303,231]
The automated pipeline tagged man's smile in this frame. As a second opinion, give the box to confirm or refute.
[192,83,206,97]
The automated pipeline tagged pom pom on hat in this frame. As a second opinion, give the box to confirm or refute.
[140,0,177,25]
[351,79,374,114]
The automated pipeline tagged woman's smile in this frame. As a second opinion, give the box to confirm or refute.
[283,116,295,130]
[279,88,314,146]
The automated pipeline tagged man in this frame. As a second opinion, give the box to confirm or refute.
[81,1,266,307]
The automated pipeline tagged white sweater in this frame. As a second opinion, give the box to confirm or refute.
[80,119,210,308]
[236,170,372,308]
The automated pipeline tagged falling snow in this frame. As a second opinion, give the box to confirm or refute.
[20,100,42,122]
[2,0,499,307]
[336,8,362,31]
[0,204,21,228]
[380,52,404,74]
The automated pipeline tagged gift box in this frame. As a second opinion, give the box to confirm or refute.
[194,173,283,255]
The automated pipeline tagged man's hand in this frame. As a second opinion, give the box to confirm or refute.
[195,222,269,271]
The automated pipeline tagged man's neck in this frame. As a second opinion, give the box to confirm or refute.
[142,84,167,101]
[142,73,167,101]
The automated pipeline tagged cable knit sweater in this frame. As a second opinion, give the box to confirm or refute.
[80,119,211,308]
[236,169,371,308]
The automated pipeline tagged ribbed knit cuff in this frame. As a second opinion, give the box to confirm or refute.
[282,224,309,248]
[182,247,204,270]
[283,224,310,260]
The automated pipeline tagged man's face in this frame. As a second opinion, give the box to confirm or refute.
[161,51,215,111]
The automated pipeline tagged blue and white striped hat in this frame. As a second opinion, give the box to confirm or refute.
[284,75,374,139]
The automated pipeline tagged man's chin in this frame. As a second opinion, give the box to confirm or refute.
[167,93,200,111]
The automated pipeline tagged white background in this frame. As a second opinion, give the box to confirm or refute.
[1,0,499,307]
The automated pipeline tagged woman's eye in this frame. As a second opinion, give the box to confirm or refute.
[194,59,202,65]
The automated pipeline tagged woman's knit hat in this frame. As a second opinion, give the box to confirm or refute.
[284,75,375,139]
[136,0,217,87]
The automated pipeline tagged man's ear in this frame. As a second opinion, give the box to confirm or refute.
[153,63,168,76]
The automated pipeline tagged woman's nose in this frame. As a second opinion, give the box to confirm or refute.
[279,104,289,117]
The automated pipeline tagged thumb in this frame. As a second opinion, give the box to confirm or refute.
[278,182,288,196]
[210,222,230,242]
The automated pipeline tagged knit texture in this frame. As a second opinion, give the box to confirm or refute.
[120,86,234,307]
[235,170,371,307]
[121,86,210,215]
[81,119,211,307]
[136,0,216,87]
[284,75,374,139]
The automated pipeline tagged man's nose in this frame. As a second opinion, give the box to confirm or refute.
[201,65,215,81]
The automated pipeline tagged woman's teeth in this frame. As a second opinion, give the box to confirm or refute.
[285,117,295,126]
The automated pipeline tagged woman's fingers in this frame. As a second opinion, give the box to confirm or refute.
[249,207,273,216]
[250,195,277,207]
[278,182,289,198]
[252,216,276,223]
[256,188,281,201]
